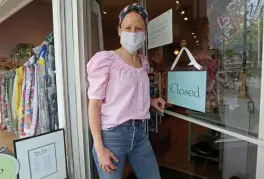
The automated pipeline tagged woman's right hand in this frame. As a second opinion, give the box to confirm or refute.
[96,146,119,173]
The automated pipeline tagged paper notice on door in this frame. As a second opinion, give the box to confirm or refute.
[148,9,173,49]
[28,143,57,179]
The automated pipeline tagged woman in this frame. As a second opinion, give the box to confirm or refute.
[87,3,165,179]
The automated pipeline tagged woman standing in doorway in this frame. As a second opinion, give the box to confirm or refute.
[87,3,165,179]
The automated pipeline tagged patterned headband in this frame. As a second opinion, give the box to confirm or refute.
[119,3,149,26]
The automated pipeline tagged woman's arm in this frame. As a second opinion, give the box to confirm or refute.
[87,52,118,172]
[88,99,104,150]
[88,99,118,173]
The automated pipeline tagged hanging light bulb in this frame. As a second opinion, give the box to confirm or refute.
[181,10,185,15]
[176,1,180,4]
[194,36,197,38]
[192,32,195,35]
[184,17,188,20]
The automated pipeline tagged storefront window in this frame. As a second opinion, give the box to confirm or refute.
[145,117,258,179]
[147,0,264,138]
[94,0,263,178]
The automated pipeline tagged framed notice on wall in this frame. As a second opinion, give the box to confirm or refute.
[14,129,67,179]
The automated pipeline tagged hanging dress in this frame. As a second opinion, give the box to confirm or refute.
[35,44,50,134]
[21,56,36,137]
[12,66,24,134]
[5,71,16,131]
[45,35,58,131]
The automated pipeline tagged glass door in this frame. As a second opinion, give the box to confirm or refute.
[144,0,264,178]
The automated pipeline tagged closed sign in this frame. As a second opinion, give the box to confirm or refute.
[168,71,207,112]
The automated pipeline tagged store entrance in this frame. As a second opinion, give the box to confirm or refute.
[95,0,264,178]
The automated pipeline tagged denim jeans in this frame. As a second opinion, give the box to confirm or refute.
[92,120,161,179]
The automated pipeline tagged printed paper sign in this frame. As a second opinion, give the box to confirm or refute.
[148,9,173,49]
[168,71,207,112]
[28,143,57,179]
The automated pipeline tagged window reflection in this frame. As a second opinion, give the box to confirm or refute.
[148,0,264,138]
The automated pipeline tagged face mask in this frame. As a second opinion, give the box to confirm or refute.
[120,32,145,54]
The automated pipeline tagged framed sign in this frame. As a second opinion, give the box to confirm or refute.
[168,71,207,112]
[14,129,67,179]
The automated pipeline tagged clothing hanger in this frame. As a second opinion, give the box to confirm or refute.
[170,40,202,71]
[0,145,6,153]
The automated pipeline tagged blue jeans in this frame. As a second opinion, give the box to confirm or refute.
[92,120,161,179]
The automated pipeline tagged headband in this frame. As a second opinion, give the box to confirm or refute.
[119,3,148,26]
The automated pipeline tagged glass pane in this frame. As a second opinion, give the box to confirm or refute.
[127,117,258,179]
[147,0,264,138]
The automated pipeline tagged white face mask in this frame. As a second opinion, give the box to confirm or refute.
[120,32,145,54]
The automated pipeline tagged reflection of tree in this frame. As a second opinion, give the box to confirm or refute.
[213,0,264,95]
[225,15,263,52]
[223,0,263,70]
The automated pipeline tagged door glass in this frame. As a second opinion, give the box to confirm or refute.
[137,117,257,179]
[146,0,264,138]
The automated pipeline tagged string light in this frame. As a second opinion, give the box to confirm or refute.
[103,11,107,14]
[174,49,180,55]
[184,17,188,20]
[181,10,185,15]
[176,1,180,4]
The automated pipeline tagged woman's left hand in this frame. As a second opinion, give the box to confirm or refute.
[151,97,166,112]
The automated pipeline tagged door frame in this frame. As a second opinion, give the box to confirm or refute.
[52,0,93,178]
[53,0,264,178]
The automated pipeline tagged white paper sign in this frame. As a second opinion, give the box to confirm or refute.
[148,9,173,49]
[14,130,67,179]
[29,144,57,179]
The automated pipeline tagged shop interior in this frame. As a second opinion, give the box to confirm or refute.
[101,0,261,178]
[0,0,57,154]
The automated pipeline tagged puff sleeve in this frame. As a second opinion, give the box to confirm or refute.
[139,54,150,72]
[86,52,112,99]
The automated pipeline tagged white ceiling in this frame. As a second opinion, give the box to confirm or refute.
[0,0,33,24]
[0,0,52,24]
[0,0,8,6]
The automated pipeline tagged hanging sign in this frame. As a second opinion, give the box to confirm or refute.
[14,129,67,179]
[168,71,207,112]
[168,44,207,112]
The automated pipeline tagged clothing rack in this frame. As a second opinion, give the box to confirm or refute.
[0,32,58,138]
